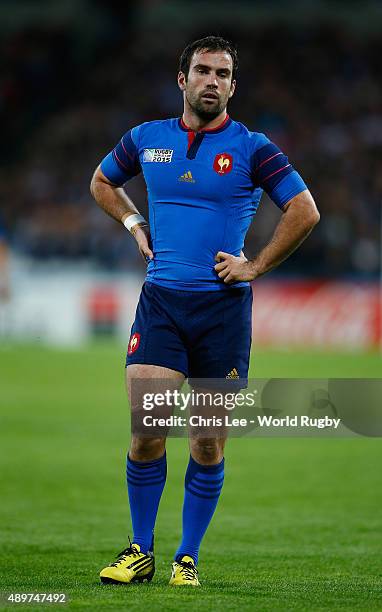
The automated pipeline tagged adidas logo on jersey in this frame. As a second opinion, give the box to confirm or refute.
[226,368,239,379]
[178,170,195,183]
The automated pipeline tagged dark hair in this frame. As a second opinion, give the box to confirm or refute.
[179,36,238,81]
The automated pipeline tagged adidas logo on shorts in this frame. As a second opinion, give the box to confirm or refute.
[226,368,239,379]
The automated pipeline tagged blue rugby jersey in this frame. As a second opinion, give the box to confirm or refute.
[100,116,307,291]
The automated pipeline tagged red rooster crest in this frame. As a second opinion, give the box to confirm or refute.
[213,153,233,175]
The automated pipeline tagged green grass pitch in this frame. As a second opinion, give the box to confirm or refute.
[0,343,381,611]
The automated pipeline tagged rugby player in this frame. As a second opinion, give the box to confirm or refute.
[90,36,319,587]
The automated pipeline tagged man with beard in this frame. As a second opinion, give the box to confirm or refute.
[91,36,319,587]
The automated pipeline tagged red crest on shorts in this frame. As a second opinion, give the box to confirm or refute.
[213,153,233,175]
[128,332,141,355]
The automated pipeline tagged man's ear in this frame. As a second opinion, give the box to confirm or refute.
[228,79,236,99]
[178,71,187,91]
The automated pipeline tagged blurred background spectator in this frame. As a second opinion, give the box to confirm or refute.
[0,212,10,301]
[1,0,381,279]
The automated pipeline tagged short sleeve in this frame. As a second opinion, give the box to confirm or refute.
[251,139,307,209]
[100,126,142,186]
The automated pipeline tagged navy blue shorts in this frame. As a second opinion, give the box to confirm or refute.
[126,282,253,384]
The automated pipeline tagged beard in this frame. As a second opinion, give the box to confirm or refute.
[185,90,227,121]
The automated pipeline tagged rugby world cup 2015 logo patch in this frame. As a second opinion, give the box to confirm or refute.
[143,149,173,163]
[213,153,233,175]
[128,332,141,355]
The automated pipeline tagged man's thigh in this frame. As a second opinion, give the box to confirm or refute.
[126,364,185,444]
[126,364,185,402]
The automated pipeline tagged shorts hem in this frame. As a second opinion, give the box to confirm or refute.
[188,378,249,390]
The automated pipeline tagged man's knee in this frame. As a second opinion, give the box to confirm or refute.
[190,437,225,465]
[129,436,166,461]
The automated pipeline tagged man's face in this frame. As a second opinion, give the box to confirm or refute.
[178,49,236,120]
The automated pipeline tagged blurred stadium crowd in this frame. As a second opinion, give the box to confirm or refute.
[1,7,381,279]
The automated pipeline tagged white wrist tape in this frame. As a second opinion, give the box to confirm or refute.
[123,214,147,233]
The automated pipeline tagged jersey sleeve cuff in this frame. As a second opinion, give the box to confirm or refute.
[100,152,129,186]
[269,170,307,209]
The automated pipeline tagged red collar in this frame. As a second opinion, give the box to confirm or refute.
[179,114,231,134]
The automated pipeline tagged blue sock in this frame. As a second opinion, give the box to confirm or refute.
[175,455,224,565]
[126,452,167,554]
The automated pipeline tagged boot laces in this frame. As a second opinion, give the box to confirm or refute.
[177,559,198,580]
[110,536,141,567]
